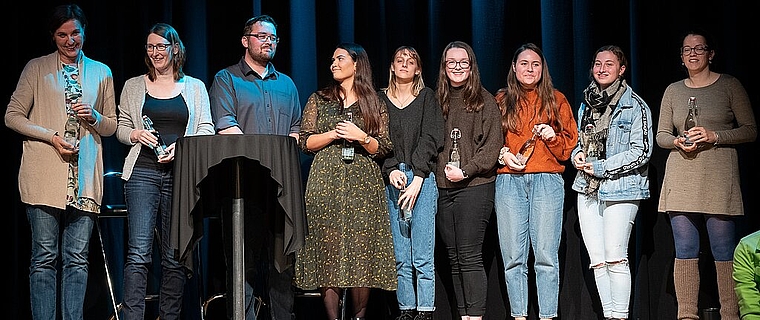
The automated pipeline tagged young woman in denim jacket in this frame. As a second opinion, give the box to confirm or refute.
[571,45,653,320]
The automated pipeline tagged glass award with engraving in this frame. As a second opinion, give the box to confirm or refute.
[448,128,461,168]
[63,94,80,149]
[63,112,79,149]
[142,115,168,157]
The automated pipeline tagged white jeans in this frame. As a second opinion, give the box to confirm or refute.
[577,194,639,319]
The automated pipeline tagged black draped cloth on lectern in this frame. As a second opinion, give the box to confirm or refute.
[171,134,306,273]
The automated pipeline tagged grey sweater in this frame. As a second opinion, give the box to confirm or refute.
[116,75,215,180]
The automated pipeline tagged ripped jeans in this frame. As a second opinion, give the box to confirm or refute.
[577,194,638,319]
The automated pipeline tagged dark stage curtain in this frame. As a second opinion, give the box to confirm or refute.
[5,1,757,319]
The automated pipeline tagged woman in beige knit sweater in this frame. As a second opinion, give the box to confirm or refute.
[656,29,756,320]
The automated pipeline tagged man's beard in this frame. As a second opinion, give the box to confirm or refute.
[251,49,274,64]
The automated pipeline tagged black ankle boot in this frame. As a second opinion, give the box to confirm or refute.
[396,309,416,320]
[413,311,433,320]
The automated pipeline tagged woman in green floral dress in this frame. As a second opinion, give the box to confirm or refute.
[293,42,397,320]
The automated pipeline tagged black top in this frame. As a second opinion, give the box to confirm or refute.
[136,93,188,169]
[380,87,445,179]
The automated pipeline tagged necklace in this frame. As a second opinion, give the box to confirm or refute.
[393,93,414,108]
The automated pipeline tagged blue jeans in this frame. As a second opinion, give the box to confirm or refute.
[669,212,736,261]
[27,205,94,320]
[385,164,437,312]
[437,182,494,317]
[495,173,563,319]
[123,166,186,320]
[577,195,638,319]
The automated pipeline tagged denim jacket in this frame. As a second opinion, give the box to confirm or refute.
[571,85,653,201]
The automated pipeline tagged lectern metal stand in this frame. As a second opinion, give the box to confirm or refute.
[171,135,308,320]
[232,159,244,320]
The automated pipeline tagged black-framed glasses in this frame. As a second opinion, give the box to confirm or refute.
[446,60,470,69]
[145,43,171,52]
[245,33,279,43]
[681,45,709,55]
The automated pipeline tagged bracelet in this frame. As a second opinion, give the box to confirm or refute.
[713,131,720,146]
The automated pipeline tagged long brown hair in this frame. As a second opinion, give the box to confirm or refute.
[497,43,562,134]
[436,41,485,119]
[317,43,383,135]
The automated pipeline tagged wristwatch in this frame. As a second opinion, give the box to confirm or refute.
[361,135,372,145]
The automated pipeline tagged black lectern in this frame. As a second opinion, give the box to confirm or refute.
[171,134,306,319]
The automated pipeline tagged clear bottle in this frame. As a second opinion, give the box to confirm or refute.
[683,96,697,146]
[448,128,461,168]
[142,115,167,157]
[517,130,539,165]
[400,187,413,221]
[399,186,412,237]
[341,111,355,162]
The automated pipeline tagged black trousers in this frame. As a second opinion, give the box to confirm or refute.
[436,182,494,316]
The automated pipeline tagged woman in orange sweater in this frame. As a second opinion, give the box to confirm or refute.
[493,43,578,320]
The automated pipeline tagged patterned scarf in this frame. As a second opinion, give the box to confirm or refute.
[580,78,626,195]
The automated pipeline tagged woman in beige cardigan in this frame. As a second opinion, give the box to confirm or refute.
[4,4,117,319]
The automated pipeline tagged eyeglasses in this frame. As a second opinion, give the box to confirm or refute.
[245,33,279,43]
[681,45,709,55]
[145,43,172,52]
[446,60,470,69]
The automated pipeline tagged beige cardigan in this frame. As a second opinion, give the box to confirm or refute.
[5,52,117,211]
[116,74,215,180]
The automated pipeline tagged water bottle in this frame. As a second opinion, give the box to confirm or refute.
[683,96,697,146]
[516,130,539,165]
[399,187,412,237]
[341,112,355,162]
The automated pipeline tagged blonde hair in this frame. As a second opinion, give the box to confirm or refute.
[385,46,425,98]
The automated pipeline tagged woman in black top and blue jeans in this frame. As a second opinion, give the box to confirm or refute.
[380,46,444,320]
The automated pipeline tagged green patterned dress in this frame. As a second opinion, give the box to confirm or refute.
[294,92,397,291]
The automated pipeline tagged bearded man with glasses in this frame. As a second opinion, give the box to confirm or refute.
[209,14,302,320]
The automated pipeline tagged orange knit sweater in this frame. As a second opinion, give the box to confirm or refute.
[496,89,578,174]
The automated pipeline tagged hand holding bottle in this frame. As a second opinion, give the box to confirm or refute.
[132,128,157,147]
[389,169,408,190]
[502,149,527,171]
[335,115,365,142]
[156,143,175,163]
[69,102,95,124]
[573,152,595,175]
[337,112,357,161]
[52,133,78,156]
[533,123,556,141]
[398,176,422,216]
[676,126,718,152]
